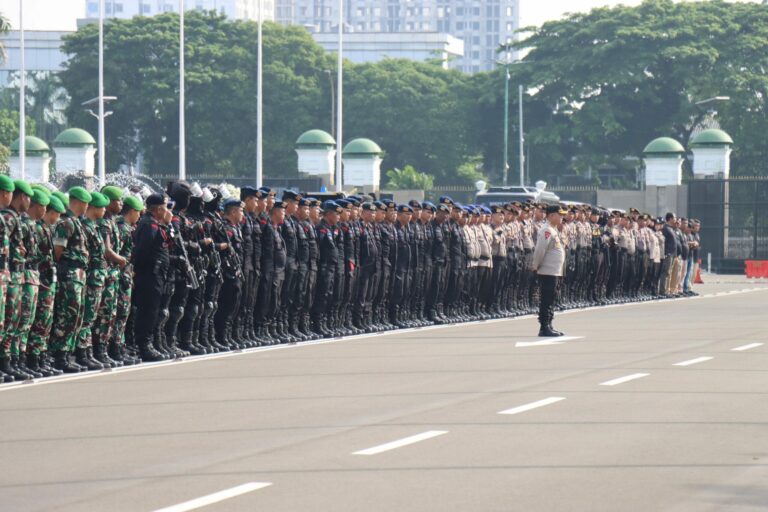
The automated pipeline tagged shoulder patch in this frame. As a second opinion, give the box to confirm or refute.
[544,231,551,239]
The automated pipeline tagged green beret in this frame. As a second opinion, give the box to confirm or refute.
[48,195,65,214]
[0,175,15,193]
[123,195,144,212]
[68,186,92,204]
[51,191,69,209]
[88,191,110,208]
[31,184,52,198]
[13,179,33,197]
[101,185,124,201]
[31,189,50,207]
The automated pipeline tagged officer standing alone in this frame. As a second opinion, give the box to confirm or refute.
[530,205,567,337]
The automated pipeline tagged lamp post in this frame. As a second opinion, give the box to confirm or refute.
[18,0,25,180]
[519,83,524,187]
[499,39,512,186]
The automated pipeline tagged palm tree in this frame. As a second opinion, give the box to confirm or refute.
[0,13,10,62]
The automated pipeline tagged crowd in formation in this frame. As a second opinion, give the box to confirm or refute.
[0,177,701,382]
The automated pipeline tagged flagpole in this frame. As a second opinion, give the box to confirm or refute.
[98,0,106,186]
[256,0,263,187]
[179,0,186,180]
[19,0,25,180]
[334,0,343,192]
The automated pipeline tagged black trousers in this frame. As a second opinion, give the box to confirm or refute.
[538,274,558,328]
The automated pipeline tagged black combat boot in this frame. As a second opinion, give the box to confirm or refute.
[93,344,117,368]
[18,353,43,379]
[52,351,81,373]
[75,348,104,371]
[179,331,205,356]
[5,356,32,380]
[107,340,126,367]
[38,351,63,376]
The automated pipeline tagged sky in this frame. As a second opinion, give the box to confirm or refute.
[0,0,762,31]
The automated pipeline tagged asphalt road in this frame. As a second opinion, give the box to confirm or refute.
[1,277,768,512]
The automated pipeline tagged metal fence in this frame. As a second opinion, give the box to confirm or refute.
[687,177,768,274]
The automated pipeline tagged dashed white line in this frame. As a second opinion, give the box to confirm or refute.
[498,397,566,415]
[600,373,650,386]
[732,343,763,352]
[674,356,713,367]
[353,430,448,455]
[152,482,272,512]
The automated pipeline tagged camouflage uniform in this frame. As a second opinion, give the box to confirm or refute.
[50,211,89,353]
[28,218,57,355]
[0,214,9,347]
[2,207,26,358]
[16,213,41,356]
[112,215,134,348]
[75,217,107,350]
[92,213,121,349]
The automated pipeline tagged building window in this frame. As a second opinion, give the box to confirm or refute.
[437,7,444,18]
[87,1,98,13]
[422,7,430,16]
[506,6,514,16]
[456,22,464,30]
[373,7,381,16]
[473,7,480,16]
[472,22,480,30]
[114,2,123,13]
[506,22,514,31]
[105,3,112,14]
[163,4,174,13]
[141,3,151,14]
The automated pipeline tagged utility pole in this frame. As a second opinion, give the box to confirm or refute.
[519,84,524,187]
[98,0,106,186]
[256,0,263,187]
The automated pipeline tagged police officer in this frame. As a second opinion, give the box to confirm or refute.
[214,198,245,348]
[132,193,171,362]
[531,205,567,337]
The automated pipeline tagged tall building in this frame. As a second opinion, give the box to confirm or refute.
[275,0,519,73]
[83,0,275,22]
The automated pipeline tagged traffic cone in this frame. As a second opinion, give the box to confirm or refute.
[694,259,704,284]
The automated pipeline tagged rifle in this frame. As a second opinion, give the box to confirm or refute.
[171,221,200,290]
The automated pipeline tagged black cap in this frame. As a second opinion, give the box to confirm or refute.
[545,205,567,215]
[397,204,413,213]
[361,202,377,211]
[408,199,422,209]
[240,186,259,200]
[145,193,168,207]
[222,199,243,210]
[272,200,286,210]
[282,190,302,202]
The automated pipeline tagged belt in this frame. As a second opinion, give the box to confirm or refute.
[8,262,25,273]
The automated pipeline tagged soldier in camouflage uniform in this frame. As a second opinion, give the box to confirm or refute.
[111,196,143,365]
[91,186,129,367]
[51,186,92,373]
[15,189,47,378]
[74,192,111,371]
[0,176,13,382]
[2,180,33,380]
[27,192,65,377]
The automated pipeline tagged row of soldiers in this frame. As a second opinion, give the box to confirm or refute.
[0,177,699,382]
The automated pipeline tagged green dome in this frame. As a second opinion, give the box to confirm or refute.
[690,129,733,147]
[53,128,96,147]
[296,129,336,147]
[643,137,685,156]
[10,136,50,155]
[342,138,382,158]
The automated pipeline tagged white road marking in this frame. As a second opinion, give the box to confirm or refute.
[600,373,650,386]
[673,356,713,367]
[353,430,448,455]
[732,343,763,352]
[515,336,583,347]
[152,482,272,512]
[498,397,566,415]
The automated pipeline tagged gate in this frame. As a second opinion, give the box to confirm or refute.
[687,177,768,274]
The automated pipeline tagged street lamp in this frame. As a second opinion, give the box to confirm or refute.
[83,95,117,184]
[335,0,344,192]
[179,0,186,180]
[256,0,263,188]
[496,38,525,187]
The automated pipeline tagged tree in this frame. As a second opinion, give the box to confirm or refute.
[60,13,331,175]
[506,0,768,180]
[0,110,37,169]
[384,165,434,190]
